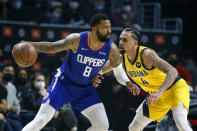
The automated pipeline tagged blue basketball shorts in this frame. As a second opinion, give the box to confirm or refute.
[42,69,102,115]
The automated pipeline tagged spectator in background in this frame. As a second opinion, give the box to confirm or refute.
[86,0,109,22]
[0,81,16,131]
[0,63,22,131]
[63,0,85,26]
[45,1,64,24]
[22,0,47,24]
[166,53,193,87]
[183,52,197,91]
[112,1,141,29]
[20,72,78,131]
[7,0,36,22]
[15,68,30,102]
[20,72,46,123]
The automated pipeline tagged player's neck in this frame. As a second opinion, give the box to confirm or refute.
[89,33,104,49]
[127,47,138,63]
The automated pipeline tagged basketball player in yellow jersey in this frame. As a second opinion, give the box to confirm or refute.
[92,28,192,131]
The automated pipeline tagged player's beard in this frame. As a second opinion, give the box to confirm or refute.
[96,30,111,43]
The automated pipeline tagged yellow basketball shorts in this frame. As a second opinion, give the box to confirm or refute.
[142,78,190,122]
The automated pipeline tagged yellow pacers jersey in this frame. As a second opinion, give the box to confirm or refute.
[123,45,190,122]
[123,46,166,93]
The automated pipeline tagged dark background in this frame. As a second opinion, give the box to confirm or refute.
[155,0,196,59]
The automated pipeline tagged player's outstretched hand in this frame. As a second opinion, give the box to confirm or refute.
[126,82,140,96]
[146,91,163,106]
[92,74,104,87]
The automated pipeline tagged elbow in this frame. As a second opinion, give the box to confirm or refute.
[169,67,178,78]
[173,67,179,77]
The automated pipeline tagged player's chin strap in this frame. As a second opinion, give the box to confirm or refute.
[112,63,130,86]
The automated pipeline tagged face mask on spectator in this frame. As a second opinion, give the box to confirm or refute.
[34,81,45,90]
[123,5,132,12]
[95,5,104,11]
[12,1,22,9]
[3,73,14,82]
[69,1,79,9]
[17,77,27,86]
[52,11,61,18]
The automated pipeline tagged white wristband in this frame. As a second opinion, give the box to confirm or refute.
[112,63,130,86]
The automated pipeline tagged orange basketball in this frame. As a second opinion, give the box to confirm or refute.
[12,42,38,67]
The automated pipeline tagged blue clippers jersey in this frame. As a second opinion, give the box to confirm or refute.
[60,31,112,86]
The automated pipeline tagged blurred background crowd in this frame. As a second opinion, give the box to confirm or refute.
[0,0,197,131]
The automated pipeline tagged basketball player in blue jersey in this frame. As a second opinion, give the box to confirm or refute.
[19,14,133,131]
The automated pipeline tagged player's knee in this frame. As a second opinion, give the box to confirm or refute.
[92,118,109,130]
[98,119,109,130]
[102,121,109,130]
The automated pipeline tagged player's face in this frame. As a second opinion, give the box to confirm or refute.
[119,31,137,54]
[96,20,111,42]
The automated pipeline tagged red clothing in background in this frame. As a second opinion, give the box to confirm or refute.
[175,65,192,84]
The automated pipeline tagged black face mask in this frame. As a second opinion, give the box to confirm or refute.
[16,77,27,86]
[3,73,14,82]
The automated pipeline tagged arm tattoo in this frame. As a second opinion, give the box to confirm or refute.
[109,42,121,67]
[30,33,80,53]
[142,49,178,91]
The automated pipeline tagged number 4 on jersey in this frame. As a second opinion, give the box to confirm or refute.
[140,78,149,84]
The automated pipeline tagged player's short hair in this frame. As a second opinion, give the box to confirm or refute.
[123,28,141,42]
[90,13,109,29]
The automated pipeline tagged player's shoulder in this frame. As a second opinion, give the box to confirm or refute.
[141,47,157,59]
[110,42,118,50]
[66,33,80,44]
[66,33,80,40]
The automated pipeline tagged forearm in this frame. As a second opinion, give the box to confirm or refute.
[30,39,65,53]
[159,67,178,92]
[112,63,130,86]
[30,41,53,53]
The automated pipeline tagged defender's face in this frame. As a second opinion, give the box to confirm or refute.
[96,20,111,42]
[119,31,137,54]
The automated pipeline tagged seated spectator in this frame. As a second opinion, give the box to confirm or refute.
[20,72,46,124]
[20,72,78,131]
[166,53,193,86]
[86,0,110,22]
[7,0,36,22]
[45,1,64,24]
[0,63,23,131]
[15,68,30,102]
[112,1,141,28]
[0,73,16,131]
[63,0,85,26]
[183,52,197,91]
